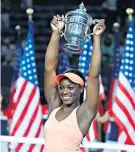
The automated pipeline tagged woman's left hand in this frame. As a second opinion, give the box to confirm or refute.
[93,19,106,36]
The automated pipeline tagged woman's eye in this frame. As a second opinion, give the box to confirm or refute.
[59,86,63,90]
[68,87,73,90]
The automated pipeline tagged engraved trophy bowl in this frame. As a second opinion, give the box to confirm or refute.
[59,3,99,54]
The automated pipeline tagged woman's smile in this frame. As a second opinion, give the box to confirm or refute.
[62,96,72,101]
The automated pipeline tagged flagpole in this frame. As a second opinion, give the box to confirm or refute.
[26,8,34,21]
[126,8,134,21]
[15,25,21,41]
[113,22,120,44]
[113,22,120,34]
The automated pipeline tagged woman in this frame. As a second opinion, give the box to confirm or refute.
[44,15,106,152]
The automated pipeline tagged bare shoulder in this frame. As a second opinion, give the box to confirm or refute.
[76,101,97,136]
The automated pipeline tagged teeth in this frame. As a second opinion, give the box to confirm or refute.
[63,97,71,100]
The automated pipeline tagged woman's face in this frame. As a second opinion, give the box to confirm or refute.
[58,78,81,105]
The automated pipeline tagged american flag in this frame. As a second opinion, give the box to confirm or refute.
[104,34,121,133]
[78,38,105,151]
[110,19,135,145]
[9,21,44,151]
[8,40,23,120]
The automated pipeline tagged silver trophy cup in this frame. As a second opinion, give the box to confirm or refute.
[59,3,99,54]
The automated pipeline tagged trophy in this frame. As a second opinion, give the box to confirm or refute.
[59,3,99,54]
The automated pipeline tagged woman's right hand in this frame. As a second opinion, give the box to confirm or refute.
[50,15,65,31]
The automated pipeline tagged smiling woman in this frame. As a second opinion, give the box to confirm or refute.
[44,14,106,152]
[56,69,85,105]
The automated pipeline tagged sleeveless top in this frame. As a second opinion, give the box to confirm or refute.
[44,106,83,152]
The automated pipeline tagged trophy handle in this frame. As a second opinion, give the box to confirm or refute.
[92,19,99,25]
[58,29,65,37]
[58,16,66,37]
[86,19,100,38]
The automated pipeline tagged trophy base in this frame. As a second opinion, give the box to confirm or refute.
[63,44,83,54]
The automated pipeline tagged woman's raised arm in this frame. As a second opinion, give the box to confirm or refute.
[77,20,106,136]
[44,15,64,112]
[85,19,106,115]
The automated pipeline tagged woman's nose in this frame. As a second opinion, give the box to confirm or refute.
[63,88,68,94]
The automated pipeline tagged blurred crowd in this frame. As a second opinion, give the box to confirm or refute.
[1,0,132,67]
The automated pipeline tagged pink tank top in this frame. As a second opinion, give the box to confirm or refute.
[44,106,83,152]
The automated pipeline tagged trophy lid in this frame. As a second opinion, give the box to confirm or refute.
[66,2,92,19]
[78,2,86,12]
[74,2,88,15]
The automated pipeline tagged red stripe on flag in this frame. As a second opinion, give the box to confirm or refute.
[14,81,28,110]
[99,92,105,102]
[124,136,135,145]
[115,97,135,129]
[15,103,39,151]
[118,81,135,110]
[8,87,16,119]
[79,147,88,152]
[28,120,44,152]
[110,110,134,145]
[40,145,44,152]
[86,133,90,141]
[93,119,98,139]
[10,85,36,136]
